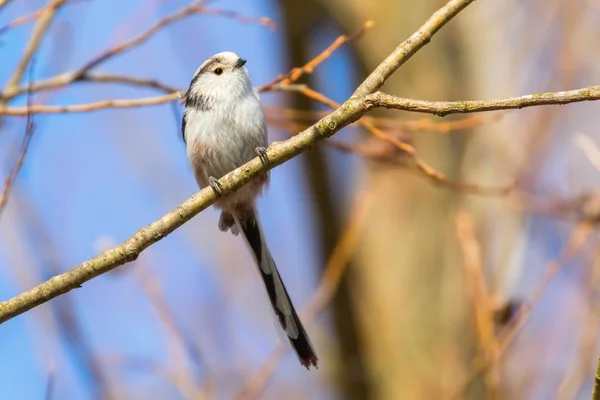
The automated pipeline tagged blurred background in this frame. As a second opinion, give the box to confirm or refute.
[1,0,600,399]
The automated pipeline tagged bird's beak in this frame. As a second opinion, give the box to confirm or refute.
[235,58,247,69]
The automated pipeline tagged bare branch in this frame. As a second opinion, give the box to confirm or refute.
[0,64,36,220]
[276,84,513,196]
[266,106,500,133]
[3,73,179,99]
[0,0,82,37]
[0,92,181,115]
[259,20,374,92]
[364,86,600,116]
[76,0,275,77]
[0,5,47,36]
[4,0,67,90]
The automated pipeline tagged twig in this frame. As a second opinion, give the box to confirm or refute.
[0,61,36,220]
[0,92,181,115]
[4,0,67,90]
[455,212,500,399]
[0,6,46,36]
[269,115,511,197]
[4,73,179,98]
[259,20,374,92]
[266,106,499,133]
[76,1,274,77]
[277,84,513,196]
[364,87,600,116]
[0,0,82,36]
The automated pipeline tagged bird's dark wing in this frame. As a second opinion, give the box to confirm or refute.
[181,109,187,144]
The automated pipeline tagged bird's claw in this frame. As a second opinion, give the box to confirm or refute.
[208,176,223,197]
[255,147,269,165]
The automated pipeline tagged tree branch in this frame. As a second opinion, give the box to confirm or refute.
[0,0,585,327]
[0,92,181,115]
[0,1,274,101]
[75,0,275,77]
[2,73,179,99]
[364,86,600,116]
[0,0,82,37]
[4,0,67,90]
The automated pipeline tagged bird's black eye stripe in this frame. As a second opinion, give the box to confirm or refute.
[214,67,223,75]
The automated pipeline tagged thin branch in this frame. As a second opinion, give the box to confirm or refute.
[4,0,67,90]
[0,6,47,36]
[76,1,275,77]
[259,20,374,92]
[365,86,600,116]
[269,115,512,197]
[455,212,500,399]
[277,84,513,196]
[266,106,500,133]
[0,63,36,220]
[3,73,179,99]
[0,0,82,37]
[0,92,181,115]
[0,0,515,325]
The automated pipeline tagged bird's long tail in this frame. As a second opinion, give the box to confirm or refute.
[233,208,318,369]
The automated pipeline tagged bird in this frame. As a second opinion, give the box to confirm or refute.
[181,51,318,369]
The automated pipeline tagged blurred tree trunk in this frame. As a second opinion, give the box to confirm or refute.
[316,1,476,398]
[279,2,371,399]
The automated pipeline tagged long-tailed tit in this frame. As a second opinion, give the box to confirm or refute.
[182,51,318,369]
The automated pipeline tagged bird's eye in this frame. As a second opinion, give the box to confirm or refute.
[214,67,224,75]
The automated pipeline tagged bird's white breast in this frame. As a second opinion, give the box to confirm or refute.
[184,89,267,184]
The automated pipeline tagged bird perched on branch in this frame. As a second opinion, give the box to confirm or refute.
[181,51,318,369]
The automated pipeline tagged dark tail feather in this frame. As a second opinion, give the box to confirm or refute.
[234,209,318,369]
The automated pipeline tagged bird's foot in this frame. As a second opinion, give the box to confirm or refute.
[255,147,269,166]
[208,176,223,197]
